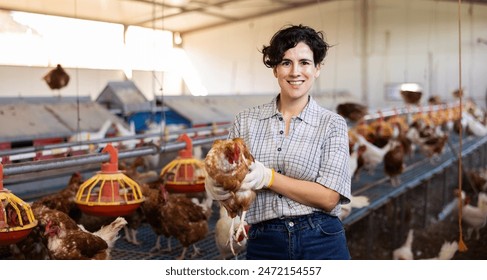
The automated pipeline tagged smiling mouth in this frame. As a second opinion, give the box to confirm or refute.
[288,81,304,85]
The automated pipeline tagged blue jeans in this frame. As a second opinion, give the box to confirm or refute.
[246,212,351,260]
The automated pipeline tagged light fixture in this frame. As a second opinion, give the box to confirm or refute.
[174,32,183,46]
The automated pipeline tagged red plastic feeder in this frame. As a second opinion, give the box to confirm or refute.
[0,164,38,245]
[160,134,206,193]
[74,144,145,217]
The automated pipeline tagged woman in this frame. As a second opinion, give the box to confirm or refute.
[233,24,351,260]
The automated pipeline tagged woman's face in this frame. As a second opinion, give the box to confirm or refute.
[273,41,321,101]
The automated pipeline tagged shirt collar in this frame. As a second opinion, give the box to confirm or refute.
[259,94,321,127]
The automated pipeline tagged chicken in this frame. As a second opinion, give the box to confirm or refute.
[348,143,365,179]
[43,64,70,91]
[368,114,395,148]
[418,134,448,162]
[120,156,158,184]
[336,102,368,122]
[122,207,145,245]
[214,206,248,259]
[466,169,487,192]
[428,95,444,105]
[383,140,405,187]
[354,120,375,143]
[339,195,370,221]
[460,191,487,240]
[7,226,51,260]
[140,181,211,260]
[422,240,458,260]
[32,205,127,260]
[31,172,83,221]
[463,112,487,137]
[392,229,414,260]
[204,138,255,256]
[356,134,393,175]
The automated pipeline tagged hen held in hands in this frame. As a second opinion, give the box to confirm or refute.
[205,138,270,255]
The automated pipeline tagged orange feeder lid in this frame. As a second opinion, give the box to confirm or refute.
[0,164,38,245]
[160,134,206,193]
[74,144,145,217]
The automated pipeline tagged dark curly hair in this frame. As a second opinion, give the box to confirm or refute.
[261,24,330,68]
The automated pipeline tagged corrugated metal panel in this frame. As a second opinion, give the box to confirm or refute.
[0,100,128,143]
[161,93,340,126]
[162,94,276,126]
[96,81,152,114]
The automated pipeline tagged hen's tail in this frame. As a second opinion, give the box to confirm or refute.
[93,217,128,248]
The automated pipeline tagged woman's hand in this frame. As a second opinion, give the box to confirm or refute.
[241,160,275,190]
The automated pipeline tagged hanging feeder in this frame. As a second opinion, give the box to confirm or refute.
[0,163,38,245]
[160,134,206,193]
[74,144,145,217]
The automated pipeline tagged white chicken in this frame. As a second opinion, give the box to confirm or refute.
[392,229,414,260]
[356,135,393,174]
[339,195,370,221]
[464,112,487,137]
[215,206,248,259]
[460,191,487,240]
[422,240,458,260]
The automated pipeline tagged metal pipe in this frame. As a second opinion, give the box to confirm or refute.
[2,134,226,176]
[0,124,229,157]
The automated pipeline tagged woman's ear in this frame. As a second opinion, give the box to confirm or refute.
[273,67,278,78]
[314,64,322,78]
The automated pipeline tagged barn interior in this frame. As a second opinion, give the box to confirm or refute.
[0,0,487,262]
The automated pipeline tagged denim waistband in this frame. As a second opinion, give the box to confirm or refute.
[252,212,336,232]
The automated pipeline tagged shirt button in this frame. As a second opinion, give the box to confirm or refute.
[279,130,284,134]
[278,194,283,198]
[277,147,281,152]
[277,170,282,174]
[288,221,294,227]
[279,117,283,121]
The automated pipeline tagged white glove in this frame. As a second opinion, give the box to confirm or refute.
[241,160,275,191]
[205,176,232,201]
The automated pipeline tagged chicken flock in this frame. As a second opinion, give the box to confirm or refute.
[2,90,487,260]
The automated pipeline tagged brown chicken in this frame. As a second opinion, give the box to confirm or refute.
[6,225,52,259]
[336,102,368,122]
[31,172,83,221]
[43,64,70,90]
[383,141,405,187]
[428,95,444,105]
[418,134,448,162]
[204,138,255,255]
[369,115,395,148]
[120,157,158,184]
[140,181,211,259]
[33,205,126,260]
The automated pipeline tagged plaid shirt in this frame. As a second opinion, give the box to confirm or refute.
[228,95,351,224]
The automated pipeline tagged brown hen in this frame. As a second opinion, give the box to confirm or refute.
[204,138,255,255]
[336,102,368,122]
[140,181,211,259]
[31,172,83,221]
[32,205,126,260]
[383,141,405,187]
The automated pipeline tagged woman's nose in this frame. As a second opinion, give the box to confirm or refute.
[291,64,301,75]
